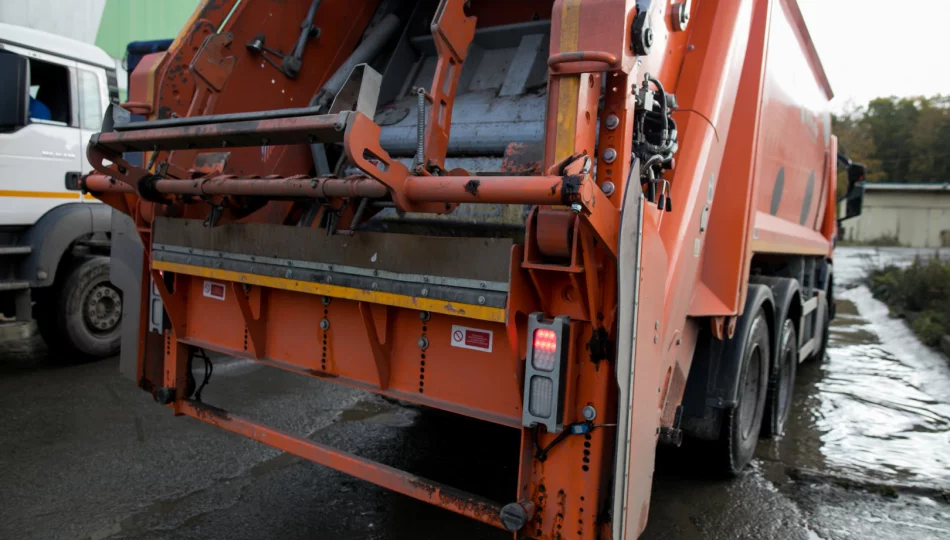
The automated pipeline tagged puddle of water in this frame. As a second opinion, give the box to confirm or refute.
[772,286,950,488]
[833,246,950,287]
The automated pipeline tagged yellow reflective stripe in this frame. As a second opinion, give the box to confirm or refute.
[0,190,92,200]
[152,260,507,324]
[553,0,582,163]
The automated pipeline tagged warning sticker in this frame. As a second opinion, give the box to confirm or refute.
[203,280,226,301]
[450,325,493,352]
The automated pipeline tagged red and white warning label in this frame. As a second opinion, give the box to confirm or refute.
[203,280,226,300]
[450,325,493,352]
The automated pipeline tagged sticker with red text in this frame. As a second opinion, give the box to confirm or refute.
[450,325,493,352]
[203,280,226,300]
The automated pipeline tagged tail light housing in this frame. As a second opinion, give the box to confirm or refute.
[522,313,570,432]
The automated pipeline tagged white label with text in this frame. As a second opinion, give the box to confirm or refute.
[450,325,493,352]
[203,280,226,300]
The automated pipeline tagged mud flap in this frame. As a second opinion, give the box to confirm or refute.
[611,170,669,538]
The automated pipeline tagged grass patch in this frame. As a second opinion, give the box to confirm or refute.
[866,257,950,347]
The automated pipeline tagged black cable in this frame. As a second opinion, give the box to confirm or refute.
[647,74,671,148]
[535,423,593,462]
[191,348,213,402]
[186,353,197,398]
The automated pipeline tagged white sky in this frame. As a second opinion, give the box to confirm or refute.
[797,0,950,110]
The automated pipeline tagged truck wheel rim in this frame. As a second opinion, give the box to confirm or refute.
[777,346,794,425]
[739,345,762,441]
[85,283,122,334]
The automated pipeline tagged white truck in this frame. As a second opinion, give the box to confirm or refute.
[0,22,121,358]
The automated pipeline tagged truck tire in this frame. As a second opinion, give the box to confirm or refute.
[813,302,830,363]
[718,309,770,475]
[38,256,122,360]
[812,273,833,363]
[762,319,797,437]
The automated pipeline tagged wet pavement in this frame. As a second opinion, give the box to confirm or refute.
[1,246,948,540]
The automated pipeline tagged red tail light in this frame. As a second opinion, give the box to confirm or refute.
[532,328,558,372]
[522,314,570,432]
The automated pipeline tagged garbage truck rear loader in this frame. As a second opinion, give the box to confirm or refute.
[85,0,857,537]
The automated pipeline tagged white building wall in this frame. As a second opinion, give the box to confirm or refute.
[842,191,950,248]
[0,0,106,45]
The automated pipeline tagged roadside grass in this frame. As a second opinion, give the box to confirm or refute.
[865,256,950,348]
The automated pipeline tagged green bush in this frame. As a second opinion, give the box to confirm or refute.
[866,256,950,347]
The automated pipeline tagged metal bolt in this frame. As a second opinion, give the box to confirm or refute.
[601,181,616,196]
[602,147,617,164]
[582,405,597,421]
[421,288,429,297]
[285,269,293,278]
[644,28,654,48]
[371,282,378,290]
[500,501,535,532]
[320,319,330,331]
[673,1,692,32]
[418,336,429,350]
[570,203,583,214]
[478,295,486,305]
[676,338,682,345]
[654,335,658,343]
[655,321,660,330]
[420,311,430,322]
[322,296,331,306]
[605,114,619,130]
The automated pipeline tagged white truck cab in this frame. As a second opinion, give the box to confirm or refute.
[0,22,122,359]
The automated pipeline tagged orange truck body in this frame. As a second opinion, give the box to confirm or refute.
[87,0,839,537]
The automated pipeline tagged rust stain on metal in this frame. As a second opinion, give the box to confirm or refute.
[442,303,466,315]
[555,488,567,538]
[501,141,542,174]
[464,179,481,196]
[406,478,503,527]
[190,401,230,421]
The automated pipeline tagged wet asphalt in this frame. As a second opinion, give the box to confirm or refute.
[1,247,949,540]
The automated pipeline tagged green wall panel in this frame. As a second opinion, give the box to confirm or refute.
[95,0,200,58]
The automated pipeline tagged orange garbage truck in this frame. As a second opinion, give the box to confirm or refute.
[84,0,864,537]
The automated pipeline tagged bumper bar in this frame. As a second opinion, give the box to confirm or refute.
[91,110,352,154]
[179,399,508,531]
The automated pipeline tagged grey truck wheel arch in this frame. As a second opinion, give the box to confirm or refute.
[18,203,114,288]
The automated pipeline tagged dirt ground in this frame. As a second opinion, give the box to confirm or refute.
[1,247,948,540]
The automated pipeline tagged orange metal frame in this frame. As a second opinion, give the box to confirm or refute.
[86,0,838,538]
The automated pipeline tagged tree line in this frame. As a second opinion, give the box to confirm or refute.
[833,95,950,195]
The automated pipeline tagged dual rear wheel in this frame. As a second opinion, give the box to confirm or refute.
[716,309,798,475]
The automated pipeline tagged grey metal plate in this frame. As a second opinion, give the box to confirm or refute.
[153,218,513,284]
[611,168,645,540]
[152,249,507,309]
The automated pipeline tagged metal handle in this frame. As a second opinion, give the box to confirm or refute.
[548,51,620,70]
